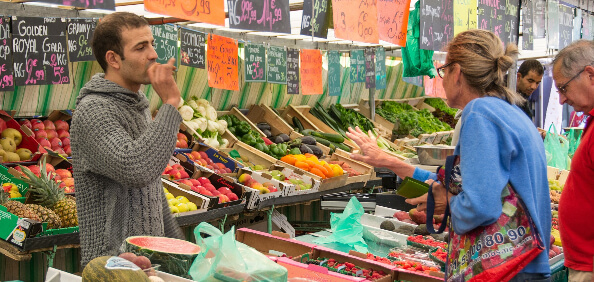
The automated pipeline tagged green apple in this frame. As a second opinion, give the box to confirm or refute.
[1,128,22,146]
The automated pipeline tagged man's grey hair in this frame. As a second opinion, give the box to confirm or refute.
[553,40,594,77]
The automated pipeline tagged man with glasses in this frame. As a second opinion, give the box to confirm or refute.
[552,40,594,282]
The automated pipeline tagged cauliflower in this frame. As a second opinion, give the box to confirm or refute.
[178,105,194,121]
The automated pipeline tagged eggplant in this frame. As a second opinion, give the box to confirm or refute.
[300,136,316,145]
[299,143,313,155]
[277,133,290,143]
[306,144,323,158]
[273,135,285,144]
[262,129,272,138]
[256,122,271,131]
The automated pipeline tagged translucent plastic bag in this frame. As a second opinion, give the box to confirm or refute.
[566,128,582,159]
[544,124,569,170]
[314,196,368,253]
[189,222,288,282]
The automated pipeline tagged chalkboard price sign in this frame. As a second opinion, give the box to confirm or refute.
[504,0,520,45]
[180,28,206,69]
[0,16,14,91]
[67,18,96,62]
[350,49,365,83]
[40,0,115,10]
[12,16,69,86]
[267,46,287,84]
[533,0,546,38]
[327,51,340,96]
[375,47,386,90]
[151,24,179,65]
[286,48,299,94]
[583,14,593,41]
[477,0,506,43]
[522,0,534,50]
[364,47,375,89]
[420,0,453,51]
[558,4,573,50]
[300,0,330,38]
[244,43,266,82]
[228,0,291,34]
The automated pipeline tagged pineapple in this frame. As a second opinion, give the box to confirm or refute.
[17,159,78,228]
[26,204,62,229]
[0,191,42,222]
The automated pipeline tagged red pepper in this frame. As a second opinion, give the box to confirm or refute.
[262,137,273,145]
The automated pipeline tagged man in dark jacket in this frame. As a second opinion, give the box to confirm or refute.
[516,59,544,121]
[70,12,184,267]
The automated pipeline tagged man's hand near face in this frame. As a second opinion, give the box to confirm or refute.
[148,58,181,107]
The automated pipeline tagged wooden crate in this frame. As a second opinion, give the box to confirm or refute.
[275,160,348,192]
[219,107,267,137]
[281,105,359,152]
[219,141,277,169]
[329,153,373,185]
[246,104,295,136]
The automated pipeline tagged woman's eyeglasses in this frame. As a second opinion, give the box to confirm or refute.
[437,62,456,79]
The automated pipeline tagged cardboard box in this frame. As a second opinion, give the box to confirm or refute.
[45,268,194,282]
[0,111,44,163]
[0,204,43,249]
[417,133,437,145]
[246,104,294,136]
[310,246,396,282]
[276,257,367,281]
[236,228,315,259]
[188,169,250,210]
[189,142,244,173]
[161,178,210,211]
[269,164,320,195]
[0,164,29,195]
[235,168,284,210]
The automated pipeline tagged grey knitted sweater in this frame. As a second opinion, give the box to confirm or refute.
[71,74,184,268]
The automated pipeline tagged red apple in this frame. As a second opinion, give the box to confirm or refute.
[168,170,182,180]
[179,170,189,179]
[53,148,66,155]
[163,165,173,174]
[218,187,231,195]
[37,138,51,148]
[57,129,70,139]
[18,119,31,129]
[189,179,200,186]
[27,165,41,176]
[50,137,63,148]
[45,129,57,140]
[198,151,208,159]
[43,120,56,130]
[172,164,184,171]
[32,122,45,132]
[60,137,70,147]
[197,177,210,186]
[45,163,55,173]
[54,120,69,131]
[227,193,239,201]
[178,179,193,186]
[31,119,42,125]
[63,145,71,156]
[177,133,188,142]
[190,151,201,160]
[212,190,221,196]
[201,190,213,197]
[35,130,48,139]
[55,169,72,179]
[205,158,213,165]
[176,139,188,148]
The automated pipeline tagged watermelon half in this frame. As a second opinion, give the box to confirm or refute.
[123,236,201,278]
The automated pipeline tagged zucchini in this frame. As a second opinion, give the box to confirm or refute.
[311,131,345,143]
[312,136,331,146]
[332,142,351,152]
[292,116,304,132]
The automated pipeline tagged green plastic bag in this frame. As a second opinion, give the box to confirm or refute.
[189,222,288,282]
[565,128,583,159]
[314,196,368,253]
[544,124,570,170]
[402,1,436,78]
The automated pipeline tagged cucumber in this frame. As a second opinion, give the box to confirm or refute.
[312,136,331,146]
[300,129,314,136]
[311,131,345,143]
[332,142,351,152]
[292,116,304,132]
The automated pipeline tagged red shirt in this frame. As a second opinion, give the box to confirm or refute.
[559,109,594,271]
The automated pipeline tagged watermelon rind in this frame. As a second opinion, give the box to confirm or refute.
[82,256,150,282]
[122,236,201,278]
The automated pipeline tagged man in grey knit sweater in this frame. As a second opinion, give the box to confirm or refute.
[70,12,184,268]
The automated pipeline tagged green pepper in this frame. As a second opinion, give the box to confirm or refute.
[220,115,234,127]
[241,134,257,146]
[269,144,281,156]
[236,122,251,135]
[289,148,301,155]
[230,115,241,125]
[228,126,237,135]
[254,142,267,152]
